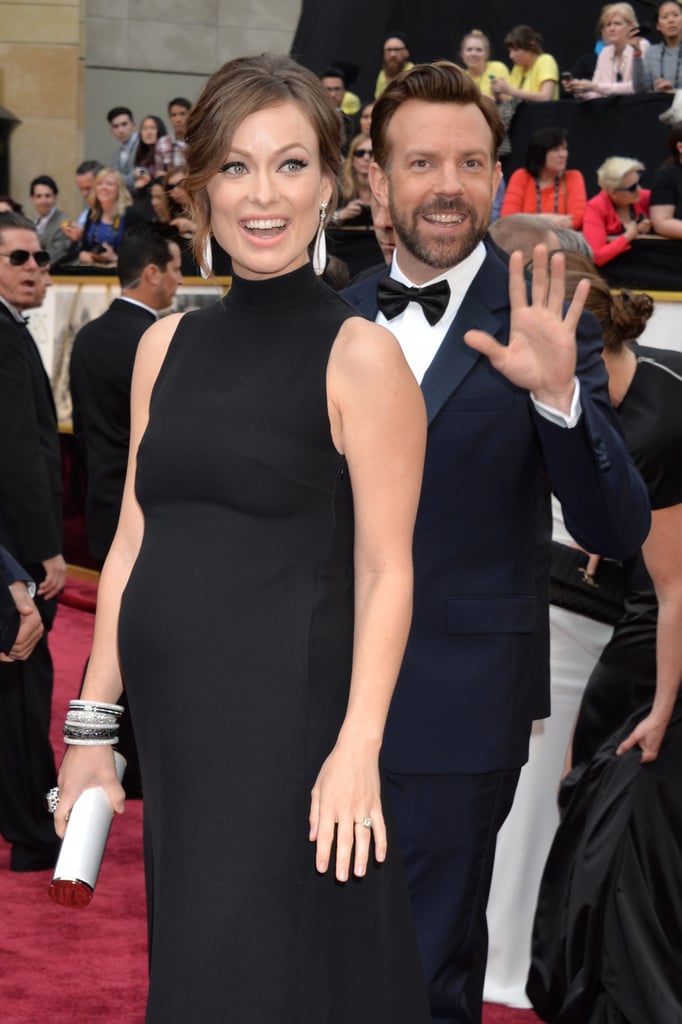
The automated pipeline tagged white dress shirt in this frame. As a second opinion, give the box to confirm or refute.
[376,241,581,427]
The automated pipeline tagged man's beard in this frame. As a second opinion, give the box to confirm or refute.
[388,196,489,270]
[384,56,406,76]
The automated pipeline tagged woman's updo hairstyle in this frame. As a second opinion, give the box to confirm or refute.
[561,250,654,352]
[184,53,344,275]
[460,29,491,57]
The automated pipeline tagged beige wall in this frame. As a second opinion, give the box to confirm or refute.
[0,0,82,219]
[1,0,300,217]
[84,0,301,172]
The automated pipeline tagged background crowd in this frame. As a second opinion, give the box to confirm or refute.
[1,12,681,1024]
[2,3,681,288]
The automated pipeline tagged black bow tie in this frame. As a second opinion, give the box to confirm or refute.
[376,276,451,326]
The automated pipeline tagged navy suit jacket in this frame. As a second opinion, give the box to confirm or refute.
[0,302,62,574]
[343,245,650,774]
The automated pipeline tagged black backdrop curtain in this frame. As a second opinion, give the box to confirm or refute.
[291,0,659,105]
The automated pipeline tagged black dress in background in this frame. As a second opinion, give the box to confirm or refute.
[117,264,429,1023]
[528,348,682,1024]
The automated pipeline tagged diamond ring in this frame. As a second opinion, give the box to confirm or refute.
[358,816,372,829]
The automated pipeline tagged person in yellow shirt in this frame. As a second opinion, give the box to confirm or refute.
[460,30,510,96]
[491,24,559,102]
[375,32,414,97]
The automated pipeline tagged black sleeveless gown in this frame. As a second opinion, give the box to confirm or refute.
[118,264,429,1023]
[528,348,682,1024]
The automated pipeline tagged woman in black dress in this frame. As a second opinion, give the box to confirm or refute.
[528,254,682,1023]
[55,54,429,1023]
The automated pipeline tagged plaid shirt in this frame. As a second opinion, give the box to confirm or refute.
[155,135,188,174]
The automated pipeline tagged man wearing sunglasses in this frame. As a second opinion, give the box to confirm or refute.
[0,212,65,871]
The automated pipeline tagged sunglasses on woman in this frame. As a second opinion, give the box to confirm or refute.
[0,249,51,267]
[353,148,373,159]
[616,178,641,193]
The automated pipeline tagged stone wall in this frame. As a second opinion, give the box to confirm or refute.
[0,0,300,216]
[0,0,82,217]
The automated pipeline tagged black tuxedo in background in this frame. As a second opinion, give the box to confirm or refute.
[70,298,156,562]
[69,297,154,797]
[0,301,63,870]
[343,243,651,1021]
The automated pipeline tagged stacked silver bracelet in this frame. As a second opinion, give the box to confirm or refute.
[63,699,124,746]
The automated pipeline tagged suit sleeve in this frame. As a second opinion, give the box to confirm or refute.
[530,309,650,559]
[0,333,62,565]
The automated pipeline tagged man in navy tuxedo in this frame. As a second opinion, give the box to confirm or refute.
[343,62,650,1024]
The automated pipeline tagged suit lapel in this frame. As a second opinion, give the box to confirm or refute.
[345,250,511,425]
[421,251,508,424]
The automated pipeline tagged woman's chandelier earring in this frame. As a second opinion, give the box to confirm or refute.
[200,233,213,279]
[312,201,329,276]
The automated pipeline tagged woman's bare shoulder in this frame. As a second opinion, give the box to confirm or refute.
[133,312,185,391]
[331,315,409,376]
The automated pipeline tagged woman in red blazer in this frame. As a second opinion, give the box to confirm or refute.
[582,156,652,265]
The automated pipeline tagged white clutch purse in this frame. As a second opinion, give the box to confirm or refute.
[49,750,127,907]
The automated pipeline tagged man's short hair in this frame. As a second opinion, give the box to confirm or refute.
[0,211,39,245]
[168,97,192,111]
[107,106,134,124]
[319,66,347,87]
[76,160,104,176]
[371,61,504,169]
[30,175,59,196]
[117,223,179,290]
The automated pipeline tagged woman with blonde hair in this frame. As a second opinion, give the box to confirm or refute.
[78,167,138,266]
[583,155,651,264]
[331,133,373,225]
[565,3,649,98]
[459,29,510,96]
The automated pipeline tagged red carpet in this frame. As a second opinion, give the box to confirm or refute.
[0,587,541,1023]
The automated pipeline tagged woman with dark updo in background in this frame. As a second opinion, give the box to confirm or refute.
[529,253,682,1024]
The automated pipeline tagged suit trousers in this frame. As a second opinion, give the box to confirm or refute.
[384,767,521,1024]
[0,596,59,869]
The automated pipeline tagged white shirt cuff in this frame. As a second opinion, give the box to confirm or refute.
[531,377,582,428]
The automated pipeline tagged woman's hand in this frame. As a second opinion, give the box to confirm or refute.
[54,744,126,838]
[134,171,151,191]
[565,78,594,95]
[170,216,196,235]
[93,243,117,265]
[309,736,386,882]
[490,77,511,99]
[335,199,367,224]
[623,219,641,242]
[654,77,675,92]
[616,708,672,762]
[543,213,574,230]
[636,217,652,235]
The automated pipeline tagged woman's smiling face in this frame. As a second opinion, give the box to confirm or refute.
[205,101,331,281]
